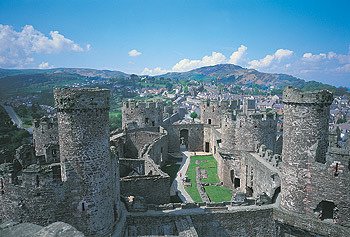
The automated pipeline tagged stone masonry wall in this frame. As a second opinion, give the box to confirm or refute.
[33,117,58,157]
[120,174,170,204]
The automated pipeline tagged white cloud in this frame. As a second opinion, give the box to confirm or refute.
[302,52,327,62]
[172,52,226,72]
[38,61,53,69]
[249,49,293,68]
[86,44,91,51]
[141,67,168,75]
[128,49,142,57]
[228,45,247,65]
[0,24,86,68]
[336,64,350,72]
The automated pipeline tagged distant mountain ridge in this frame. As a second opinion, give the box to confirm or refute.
[0,64,338,94]
[160,64,305,88]
[0,68,129,79]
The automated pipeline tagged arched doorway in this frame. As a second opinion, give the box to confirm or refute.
[180,129,189,149]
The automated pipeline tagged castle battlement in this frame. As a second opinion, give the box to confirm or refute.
[123,100,163,109]
[283,86,333,105]
[54,87,110,111]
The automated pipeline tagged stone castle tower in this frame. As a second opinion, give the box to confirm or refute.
[200,99,239,127]
[122,100,164,129]
[54,88,121,236]
[235,112,277,152]
[281,86,350,226]
[281,86,333,213]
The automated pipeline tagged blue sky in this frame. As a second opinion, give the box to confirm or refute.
[0,0,349,87]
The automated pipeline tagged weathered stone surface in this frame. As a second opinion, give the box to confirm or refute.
[35,222,85,237]
[122,100,164,129]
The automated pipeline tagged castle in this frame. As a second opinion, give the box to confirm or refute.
[1,86,349,236]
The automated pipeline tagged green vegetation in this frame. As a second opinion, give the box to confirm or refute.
[185,155,232,202]
[14,104,46,127]
[336,117,346,124]
[161,163,181,184]
[204,186,233,202]
[201,167,220,183]
[0,106,31,162]
[109,112,122,131]
[185,155,227,203]
[190,111,198,121]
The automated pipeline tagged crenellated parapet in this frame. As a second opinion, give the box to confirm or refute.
[54,87,110,111]
[283,85,333,105]
[122,99,164,129]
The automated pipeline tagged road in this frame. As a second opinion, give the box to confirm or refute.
[1,104,33,134]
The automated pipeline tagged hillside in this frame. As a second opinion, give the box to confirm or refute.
[0,68,130,97]
[160,64,333,90]
[0,68,129,79]
[0,65,339,98]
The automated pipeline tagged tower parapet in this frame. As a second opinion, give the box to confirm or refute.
[282,86,333,105]
[122,100,164,129]
[200,99,237,127]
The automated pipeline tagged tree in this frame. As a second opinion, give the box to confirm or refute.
[183,86,188,93]
[190,112,198,122]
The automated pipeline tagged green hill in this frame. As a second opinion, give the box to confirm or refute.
[160,64,335,91]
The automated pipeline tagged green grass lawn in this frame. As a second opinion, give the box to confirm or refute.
[201,167,220,183]
[185,155,232,203]
[204,186,233,202]
[161,163,180,184]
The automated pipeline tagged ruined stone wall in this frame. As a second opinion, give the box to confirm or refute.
[54,88,119,236]
[302,147,350,227]
[124,131,164,159]
[0,164,66,226]
[121,130,168,166]
[33,117,58,157]
[162,111,186,126]
[215,151,242,189]
[120,174,170,204]
[273,208,350,237]
[14,144,36,169]
[281,86,334,216]
[124,208,275,237]
[119,158,145,177]
[235,113,277,152]
[144,133,168,166]
[165,124,204,153]
[122,100,164,129]
[240,152,281,199]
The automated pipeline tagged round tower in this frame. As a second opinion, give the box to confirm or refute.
[221,111,236,152]
[235,113,276,152]
[54,88,120,236]
[281,86,333,214]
